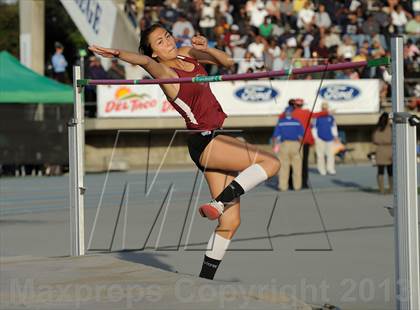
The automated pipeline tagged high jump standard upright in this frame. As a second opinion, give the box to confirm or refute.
[391,36,419,310]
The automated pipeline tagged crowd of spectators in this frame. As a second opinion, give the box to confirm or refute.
[123,0,419,105]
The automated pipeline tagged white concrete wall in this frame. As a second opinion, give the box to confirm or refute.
[19,0,45,75]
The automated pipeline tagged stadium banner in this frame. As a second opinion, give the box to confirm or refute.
[97,79,380,118]
[59,0,117,48]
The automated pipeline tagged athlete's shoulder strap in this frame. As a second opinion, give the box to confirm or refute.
[177,54,198,64]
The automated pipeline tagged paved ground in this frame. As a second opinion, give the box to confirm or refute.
[0,255,311,310]
[0,163,417,309]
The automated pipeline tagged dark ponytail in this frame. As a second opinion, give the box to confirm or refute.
[376,112,389,131]
[139,23,172,57]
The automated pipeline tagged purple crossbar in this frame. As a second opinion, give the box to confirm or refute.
[83,60,370,85]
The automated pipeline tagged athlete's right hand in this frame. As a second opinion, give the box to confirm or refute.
[88,45,120,58]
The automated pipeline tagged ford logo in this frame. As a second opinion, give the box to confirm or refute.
[235,85,279,102]
[320,85,360,101]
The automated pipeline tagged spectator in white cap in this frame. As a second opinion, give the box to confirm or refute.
[224,24,247,64]
[225,24,241,48]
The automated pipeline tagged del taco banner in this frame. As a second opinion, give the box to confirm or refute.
[97,79,380,118]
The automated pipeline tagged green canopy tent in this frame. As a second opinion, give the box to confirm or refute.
[0,51,73,172]
[0,51,73,103]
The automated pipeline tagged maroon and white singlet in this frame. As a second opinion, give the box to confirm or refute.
[170,55,227,130]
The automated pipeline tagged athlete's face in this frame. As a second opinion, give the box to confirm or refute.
[149,28,177,61]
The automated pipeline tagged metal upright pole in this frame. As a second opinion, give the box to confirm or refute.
[68,66,85,256]
[391,36,420,310]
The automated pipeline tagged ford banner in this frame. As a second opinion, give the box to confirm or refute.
[234,85,279,102]
[97,79,380,117]
[319,84,361,101]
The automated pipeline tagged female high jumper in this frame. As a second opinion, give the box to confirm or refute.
[89,24,280,280]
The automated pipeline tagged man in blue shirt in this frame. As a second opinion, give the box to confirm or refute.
[313,102,339,175]
[51,42,68,83]
[272,111,304,191]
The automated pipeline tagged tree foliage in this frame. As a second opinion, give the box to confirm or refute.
[0,1,86,75]
[0,2,19,57]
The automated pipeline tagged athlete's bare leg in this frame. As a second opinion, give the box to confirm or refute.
[200,135,280,177]
[204,169,240,239]
[198,169,240,279]
[197,135,280,220]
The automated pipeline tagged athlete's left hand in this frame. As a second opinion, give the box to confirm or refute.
[192,35,208,51]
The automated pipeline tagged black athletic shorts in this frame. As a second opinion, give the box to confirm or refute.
[187,129,234,172]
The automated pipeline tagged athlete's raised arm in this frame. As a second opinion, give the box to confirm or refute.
[179,35,234,68]
[88,45,174,79]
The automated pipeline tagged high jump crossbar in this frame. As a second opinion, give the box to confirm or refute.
[76,57,390,86]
